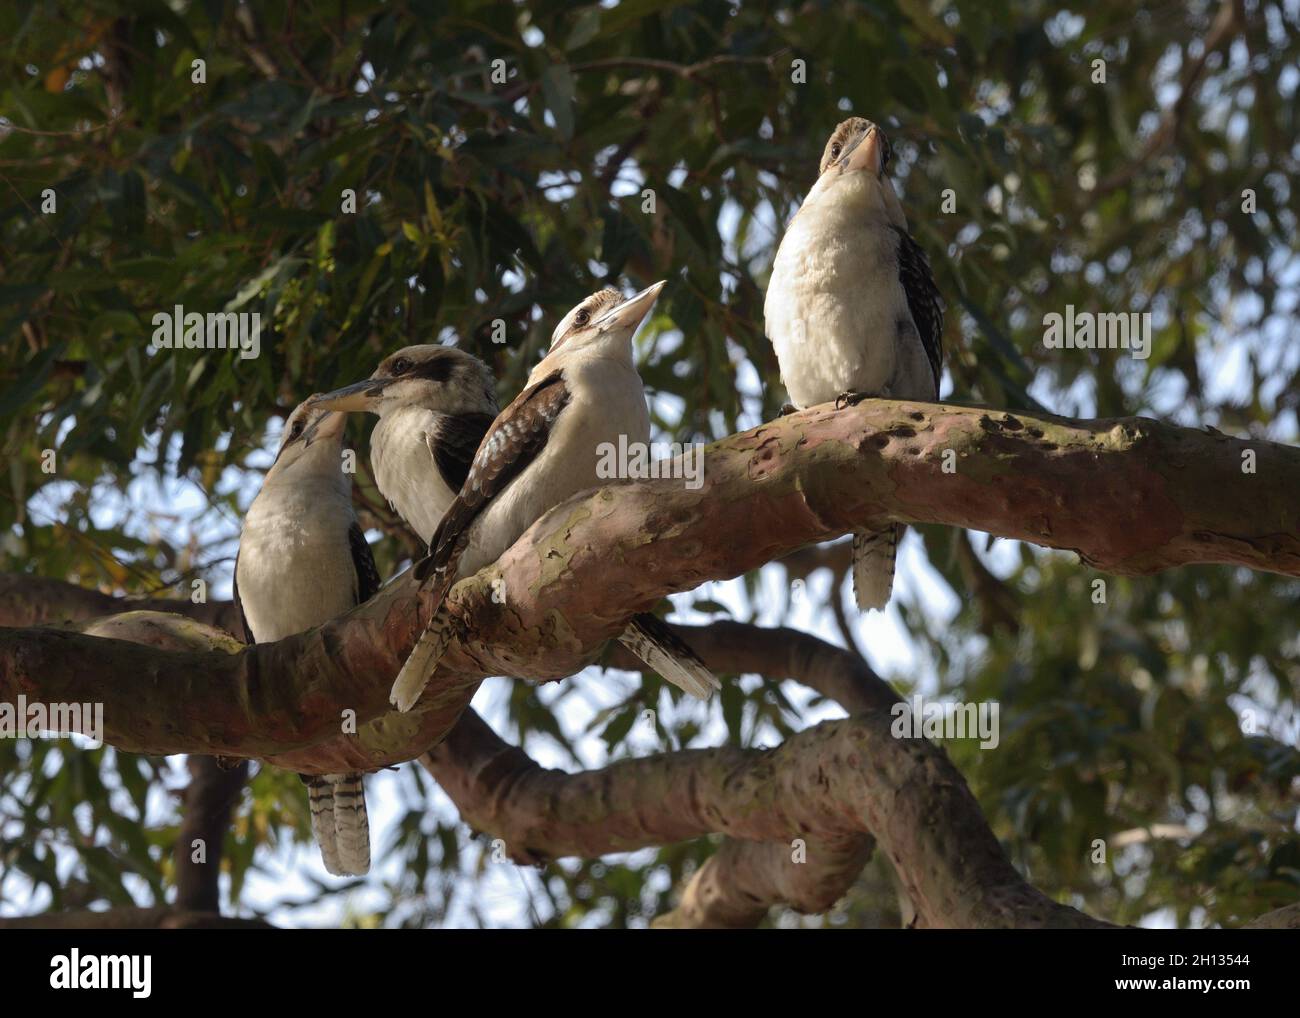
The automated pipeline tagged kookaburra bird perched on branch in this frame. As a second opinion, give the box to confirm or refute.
[312,285,720,713]
[292,345,500,545]
[233,401,383,877]
[764,117,944,611]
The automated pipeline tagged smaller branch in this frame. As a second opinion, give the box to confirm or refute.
[607,618,895,715]
[0,573,241,635]
[423,708,1113,928]
[427,619,888,927]
[955,531,1021,636]
[174,756,249,914]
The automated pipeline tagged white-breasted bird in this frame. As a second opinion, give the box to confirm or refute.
[233,401,383,877]
[763,116,944,611]
[294,345,500,545]
[312,285,719,713]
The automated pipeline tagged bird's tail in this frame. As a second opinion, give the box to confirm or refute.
[390,611,456,713]
[620,613,720,699]
[852,524,903,611]
[303,772,370,876]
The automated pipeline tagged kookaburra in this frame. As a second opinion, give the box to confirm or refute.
[233,401,383,877]
[763,117,943,611]
[292,345,500,544]
[312,285,719,713]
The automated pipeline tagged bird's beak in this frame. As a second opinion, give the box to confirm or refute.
[841,125,885,176]
[594,280,667,333]
[307,377,391,413]
[302,409,346,446]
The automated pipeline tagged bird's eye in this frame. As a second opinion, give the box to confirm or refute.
[290,419,305,439]
[830,142,842,160]
[880,137,892,170]
[574,309,590,326]
[390,357,412,375]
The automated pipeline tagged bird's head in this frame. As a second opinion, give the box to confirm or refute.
[806,117,906,226]
[542,282,666,365]
[308,345,498,418]
[818,117,893,179]
[264,401,348,482]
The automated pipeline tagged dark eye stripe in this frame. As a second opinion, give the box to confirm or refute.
[412,356,456,383]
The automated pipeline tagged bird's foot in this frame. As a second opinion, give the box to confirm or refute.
[778,402,799,417]
[834,391,874,410]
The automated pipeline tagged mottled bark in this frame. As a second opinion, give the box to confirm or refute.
[390,400,1300,689]
[2,402,1295,766]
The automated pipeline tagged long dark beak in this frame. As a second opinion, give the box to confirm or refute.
[594,280,667,333]
[307,377,391,413]
[301,409,346,447]
[841,125,885,175]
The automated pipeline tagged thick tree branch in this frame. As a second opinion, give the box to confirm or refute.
[2,402,1295,768]
[35,608,472,775]
[436,400,1298,690]
[0,573,242,634]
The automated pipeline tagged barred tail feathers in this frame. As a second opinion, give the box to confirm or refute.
[620,613,720,699]
[304,772,370,876]
[852,524,903,611]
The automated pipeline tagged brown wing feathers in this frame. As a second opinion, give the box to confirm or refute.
[413,370,571,584]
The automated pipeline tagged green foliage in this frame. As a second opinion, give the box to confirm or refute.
[1,0,1296,927]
